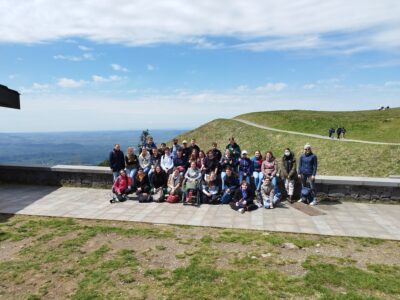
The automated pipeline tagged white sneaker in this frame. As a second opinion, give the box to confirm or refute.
[310,200,317,206]
[238,208,245,214]
[297,199,303,203]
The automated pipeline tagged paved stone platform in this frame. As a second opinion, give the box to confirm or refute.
[1,184,400,240]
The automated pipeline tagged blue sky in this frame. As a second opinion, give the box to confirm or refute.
[0,1,399,132]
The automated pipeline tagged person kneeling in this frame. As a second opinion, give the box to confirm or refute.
[230,181,258,213]
[111,169,133,203]
[260,177,281,209]
[132,168,152,202]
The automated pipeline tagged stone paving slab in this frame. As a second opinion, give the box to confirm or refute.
[1,184,400,240]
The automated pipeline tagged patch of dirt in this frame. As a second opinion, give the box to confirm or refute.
[0,237,35,262]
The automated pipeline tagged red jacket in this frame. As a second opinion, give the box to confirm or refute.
[113,175,133,193]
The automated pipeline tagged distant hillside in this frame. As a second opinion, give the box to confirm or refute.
[234,108,400,143]
[175,119,400,177]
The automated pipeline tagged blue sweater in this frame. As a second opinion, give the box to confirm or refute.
[298,153,318,176]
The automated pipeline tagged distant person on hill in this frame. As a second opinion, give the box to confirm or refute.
[341,127,347,139]
[211,142,222,161]
[109,144,125,181]
[138,147,151,174]
[111,169,133,203]
[261,151,278,188]
[160,147,174,175]
[328,127,335,139]
[336,127,342,139]
[279,148,297,203]
[125,147,139,179]
[238,150,252,185]
[230,181,258,213]
[251,150,263,191]
[298,143,318,206]
[226,137,241,162]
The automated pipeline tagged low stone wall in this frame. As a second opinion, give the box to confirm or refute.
[0,164,399,201]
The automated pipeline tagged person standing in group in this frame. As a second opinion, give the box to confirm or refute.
[261,151,278,188]
[219,149,236,191]
[171,138,181,159]
[148,148,162,181]
[138,147,151,174]
[279,148,297,203]
[226,137,241,162]
[202,149,219,178]
[143,136,157,155]
[211,142,222,162]
[188,139,200,154]
[251,150,263,191]
[125,147,139,179]
[238,150,252,184]
[298,143,318,205]
[109,144,125,181]
[158,143,167,156]
[181,140,191,161]
[160,147,174,175]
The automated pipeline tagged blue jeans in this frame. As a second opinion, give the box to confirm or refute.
[253,171,263,190]
[112,172,119,182]
[221,172,226,190]
[220,190,233,204]
[143,166,151,174]
[239,173,251,184]
[126,168,137,179]
[301,174,316,201]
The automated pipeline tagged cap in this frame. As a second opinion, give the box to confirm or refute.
[182,140,188,144]
[304,143,311,150]
[241,150,248,155]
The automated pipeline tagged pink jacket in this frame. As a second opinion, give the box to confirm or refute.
[113,175,133,193]
[262,159,277,177]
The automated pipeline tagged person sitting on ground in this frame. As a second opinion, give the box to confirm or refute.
[183,161,202,203]
[109,144,125,181]
[230,180,258,213]
[151,165,167,191]
[132,168,151,201]
[279,148,297,203]
[260,176,282,209]
[160,147,174,175]
[111,169,133,203]
[298,143,318,206]
[138,147,151,174]
[167,167,183,202]
[251,150,263,191]
[202,171,220,204]
[220,166,239,204]
[226,137,241,163]
[125,146,139,179]
[262,151,278,187]
[143,136,157,155]
[173,148,188,175]
[239,150,252,184]
[220,149,236,191]
[148,148,162,181]
[211,142,222,161]
[188,139,200,155]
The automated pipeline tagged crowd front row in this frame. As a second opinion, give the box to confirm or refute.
[109,137,318,213]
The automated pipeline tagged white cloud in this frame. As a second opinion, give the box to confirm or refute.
[32,83,49,90]
[303,84,315,90]
[147,64,156,71]
[236,85,249,92]
[384,81,400,87]
[0,1,399,53]
[111,64,129,72]
[54,53,94,61]
[256,82,287,92]
[78,45,92,51]
[92,75,122,83]
[57,78,86,88]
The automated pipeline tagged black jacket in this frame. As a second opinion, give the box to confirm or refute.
[109,150,125,172]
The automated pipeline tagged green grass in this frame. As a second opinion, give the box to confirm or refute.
[234,108,400,143]
[1,214,400,299]
[176,119,400,177]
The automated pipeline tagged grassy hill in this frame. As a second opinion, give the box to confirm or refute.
[175,119,400,177]
[234,108,400,143]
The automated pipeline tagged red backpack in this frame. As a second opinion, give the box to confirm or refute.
[166,194,180,203]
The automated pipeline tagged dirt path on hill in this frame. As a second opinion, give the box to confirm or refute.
[234,118,400,146]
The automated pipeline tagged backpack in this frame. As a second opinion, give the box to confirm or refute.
[166,194,180,203]
[301,187,313,204]
[138,193,152,203]
[152,187,164,202]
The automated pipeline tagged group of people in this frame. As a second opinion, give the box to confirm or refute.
[328,127,346,139]
[109,136,318,213]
